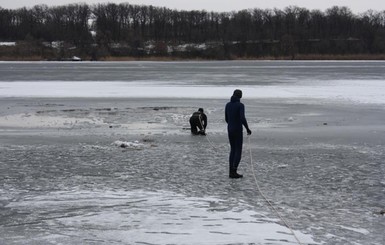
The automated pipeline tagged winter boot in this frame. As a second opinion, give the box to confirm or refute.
[229,169,243,179]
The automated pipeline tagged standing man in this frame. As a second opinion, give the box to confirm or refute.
[189,108,207,135]
[225,89,252,178]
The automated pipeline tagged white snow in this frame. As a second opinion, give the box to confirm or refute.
[71,56,81,61]
[113,140,145,149]
[338,225,370,235]
[49,41,64,49]
[0,42,16,46]
[0,79,385,104]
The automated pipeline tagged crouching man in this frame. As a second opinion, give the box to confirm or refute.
[189,108,207,135]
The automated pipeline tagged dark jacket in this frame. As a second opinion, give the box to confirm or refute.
[190,111,207,129]
[225,96,250,133]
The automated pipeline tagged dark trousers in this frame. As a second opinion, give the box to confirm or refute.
[228,131,243,171]
[190,117,203,135]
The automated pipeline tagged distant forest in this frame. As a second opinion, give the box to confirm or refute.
[1,3,385,60]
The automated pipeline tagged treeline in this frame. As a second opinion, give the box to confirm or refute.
[1,3,385,60]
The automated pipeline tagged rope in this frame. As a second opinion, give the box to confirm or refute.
[202,131,302,245]
[196,109,302,243]
[198,113,224,150]
[204,132,224,150]
[246,135,303,245]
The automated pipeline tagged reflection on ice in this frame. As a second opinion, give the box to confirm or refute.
[4,190,317,244]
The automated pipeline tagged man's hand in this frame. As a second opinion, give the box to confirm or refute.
[247,129,252,135]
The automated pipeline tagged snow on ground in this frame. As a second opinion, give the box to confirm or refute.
[0,42,16,46]
[0,79,385,104]
[113,140,146,149]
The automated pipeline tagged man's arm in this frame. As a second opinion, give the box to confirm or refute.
[202,114,207,129]
[240,104,252,135]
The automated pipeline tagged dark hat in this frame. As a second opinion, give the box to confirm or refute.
[233,89,242,98]
[198,108,204,112]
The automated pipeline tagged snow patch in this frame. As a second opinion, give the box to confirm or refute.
[113,140,145,149]
[338,225,370,235]
[1,79,385,104]
[0,42,16,46]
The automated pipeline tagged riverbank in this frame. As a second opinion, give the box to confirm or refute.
[1,54,385,61]
[101,54,385,61]
[0,54,385,62]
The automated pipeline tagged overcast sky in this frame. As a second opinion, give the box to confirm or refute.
[1,0,385,13]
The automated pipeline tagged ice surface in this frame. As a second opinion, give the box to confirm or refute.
[4,189,317,244]
[0,113,104,128]
[0,60,385,104]
[1,79,385,104]
[1,61,385,244]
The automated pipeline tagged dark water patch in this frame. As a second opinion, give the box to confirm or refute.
[138,106,181,111]
[36,110,57,114]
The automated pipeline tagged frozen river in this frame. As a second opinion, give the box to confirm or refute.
[1,60,385,103]
[0,61,385,244]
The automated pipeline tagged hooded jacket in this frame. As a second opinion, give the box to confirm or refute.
[225,95,250,133]
[190,111,207,129]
